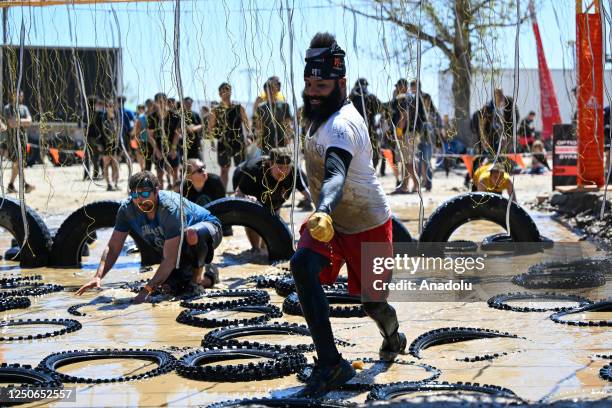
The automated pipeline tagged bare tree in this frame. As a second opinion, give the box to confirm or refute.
[345,0,523,146]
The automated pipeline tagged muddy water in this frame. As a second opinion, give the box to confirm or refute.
[0,201,610,407]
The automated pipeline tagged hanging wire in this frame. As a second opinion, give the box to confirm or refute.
[505,0,522,237]
[173,0,186,268]
[14,18,30,258]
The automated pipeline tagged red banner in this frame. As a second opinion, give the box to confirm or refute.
[576,11,605,187]
[532,21,562,141]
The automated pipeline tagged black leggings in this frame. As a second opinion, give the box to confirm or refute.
[291,247,399,364]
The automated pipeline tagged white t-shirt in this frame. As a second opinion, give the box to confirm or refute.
[304,102,391,234]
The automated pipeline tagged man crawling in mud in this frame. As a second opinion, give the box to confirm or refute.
[290,32,406,398]
[76,171,222,303]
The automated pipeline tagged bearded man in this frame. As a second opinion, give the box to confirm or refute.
[291,32,406,398]
[76,171,223,301]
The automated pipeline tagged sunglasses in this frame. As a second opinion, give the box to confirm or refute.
[192,167,206,174]
[130,190,154,199]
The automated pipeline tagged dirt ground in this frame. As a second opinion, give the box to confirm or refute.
[0,159,610,407]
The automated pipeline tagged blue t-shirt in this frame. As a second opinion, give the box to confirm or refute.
[114,190,220,252]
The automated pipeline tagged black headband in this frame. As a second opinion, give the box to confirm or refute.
[304,42,346,80]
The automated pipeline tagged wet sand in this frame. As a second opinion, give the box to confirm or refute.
[0,163,610,407]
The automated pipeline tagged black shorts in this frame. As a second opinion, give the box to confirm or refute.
[163,221,223,294]
[155,154,180,170]
[217,147,244,167]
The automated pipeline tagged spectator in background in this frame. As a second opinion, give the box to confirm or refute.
[527,139,550,175]
[390,79,419,194]
[3,90,34,193]
[349,78,384,168]
[416,87,438,192]
[209,83,251,190]
[518,111,536,151]
[147,92,181,189]
[483,88,519,154]
[102,100,121,191]
[254,80,293,154]
[182,97,203,160]
[116,95,135,160]
[84,96,104,181]
[176,159,226,207]
[253,76,285,113]
[133,99,154,171]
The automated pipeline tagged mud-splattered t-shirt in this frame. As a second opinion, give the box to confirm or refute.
[303,102,390,234]
[114,190,220,252]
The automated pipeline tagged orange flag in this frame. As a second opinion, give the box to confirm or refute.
[462,155,474,176]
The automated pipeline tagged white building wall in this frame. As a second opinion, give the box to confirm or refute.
[438,69,612,130]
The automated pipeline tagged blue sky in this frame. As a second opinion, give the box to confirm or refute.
[3,0,596,109]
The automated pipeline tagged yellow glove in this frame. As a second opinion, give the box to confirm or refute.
[307,212,334,243]
[396,127,404,139]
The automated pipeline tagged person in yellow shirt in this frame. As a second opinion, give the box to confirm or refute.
[473,162,516,201]
[253,76,285,113]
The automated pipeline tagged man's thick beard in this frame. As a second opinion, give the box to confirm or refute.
[302,81,344,123]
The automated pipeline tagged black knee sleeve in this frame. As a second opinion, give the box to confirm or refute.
[290,248,329,288]
[362,301,399,338]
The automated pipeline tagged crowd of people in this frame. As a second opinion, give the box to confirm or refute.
[1,66,555,201]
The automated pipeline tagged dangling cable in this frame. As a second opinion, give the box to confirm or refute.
[506,0,522,237]
[111,7,133,188]
[14,18,29,258]
[173,0,187,268]
[284,0,299,248]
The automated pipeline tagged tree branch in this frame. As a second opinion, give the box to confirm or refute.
[342,3,454,59]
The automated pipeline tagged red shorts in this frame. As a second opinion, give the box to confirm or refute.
[297,217,393,296]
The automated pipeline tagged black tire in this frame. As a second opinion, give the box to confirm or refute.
[38,348,177,383]
[283,291,366,318]
[176,346,307,382]
[297,358,440,392]
[419,193,541,243]
[0,319,81,341]
[482,233,553,251]
[0,363,62,389]
[4,246,20,262]
[0,279,63,298]
[367,381,519,401]
[0,296,31,312]
[202,322,352,353]
[0,196,53,267]
[0,275,42,285]
[67,303,89,317]
[514,258,609,289]
[176,305,282,328]
[408,327,520,359]
[600,364,612,381]
[391,215,414,242]
[207,398,356,408]
[487,292,593,313]
[204,197,294,263]
[249,273,290,289]
[275,277,348,298]
[444,240,478,253]
[550,300,612,327]
[180,289,270,310]
[48,200,161,268]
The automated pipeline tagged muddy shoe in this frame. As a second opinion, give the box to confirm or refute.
[379,331,407,361]
[24,183,35,193]
[7,183,16,193]
[204,264,220,286]
[293,357,355,399]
